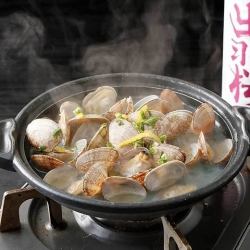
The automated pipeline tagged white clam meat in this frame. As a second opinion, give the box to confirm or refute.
[26,118,62,152]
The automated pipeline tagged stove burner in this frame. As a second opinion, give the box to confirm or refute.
[72,203,203,242]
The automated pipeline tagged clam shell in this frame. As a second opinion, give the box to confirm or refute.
[184,143,201,167]
[87,123,108,150]
[68,115,108,146]
[48,151,74,163]
[115,152,153,177]
[58,111,70,145]
[82,86,117,114]
[109,96,134,114]
[154,184,196,200]
[131,170,151,185]
[44,165,83,190]
[134,95,159,110]
[160,89,184,112]
[212,139,233,164]
[192,103,215,134]
[153,144,186,164]
[154,110,193,140]
[197,132,214,161]
[144,160,187,191]
[75,147,119,174]
[67,180,84,195]
[102,176,147,203]
[59,101,79,120]
[109,119,138,148]
[74,139,88,158]
[82,162,108,196]
[26,118,62,152]
[31,154,64,171]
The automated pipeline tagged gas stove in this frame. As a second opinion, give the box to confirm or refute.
[1,163,250,250]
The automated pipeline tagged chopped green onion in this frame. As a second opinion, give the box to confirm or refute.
[53,128,62,138]
[106,142,114,148]
[73,107,84,117]
[143,116,159,127]
[149,146,157,155]
[158,152,168,165]
[159,134,167,143]
[38,145,46,152]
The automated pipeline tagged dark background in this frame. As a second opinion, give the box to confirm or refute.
[0,0,224,190]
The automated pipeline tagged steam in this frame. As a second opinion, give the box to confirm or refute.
[0,12,62,90]
[80,0,177,75]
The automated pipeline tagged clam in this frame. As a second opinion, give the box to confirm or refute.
[109,119,138,148]
[26,118,62,152]
[192,103,215,134]
[153,144,186,164]
[185,143,202,167]
[102,176,147,202]
[82,86,117,114]
[74,139,88,158]
[31,154,64,171]
[197,132,214,161]
[131,169,151,185]
[68,115,108,146]
[160,89,184,112]
[44,164,83,190]
[82,162,108,196]
[134,95,159,110]
[154,110,193,140]
[59,101,80,120]
[67,179,84,195]
[154,184,197,200]
[120,147,150,160]
[75,147,119,174]
[115,152,153,177]
[48,151,74,163]
[87,123,108,150]
[144,160,187,191]
[58,111,70,145]
[109,96,133,114]
[212,138,233,164]
[134,95,169,114]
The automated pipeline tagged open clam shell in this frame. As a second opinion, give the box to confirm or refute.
[115,152,153,177]
[48,151,74,163]
[102,176,147,203]
[44,165,83,190]
[82,86,117,114]
[67,179,84,195]
[197,132,214,161]
[160,89,184,112]
[154,110,193,140]
[31,154,64,171]
[153,144,186,164]
[212,138,233,164]
[68,115,108,146]
[75,147,119,174]
[134,95,159,110]
[82,162,108,196]
[59,101,80,120]
[131,169,151,185]
[192,103,215,134]
[144,160,187,191]
[74,139,88,158]
[109,119,138,148]
[87,123,108,150]
[26,118,62,152]
[109,96,133,114]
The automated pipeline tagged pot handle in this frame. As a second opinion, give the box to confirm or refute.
[0,118,16,171]
[234,106,250,155]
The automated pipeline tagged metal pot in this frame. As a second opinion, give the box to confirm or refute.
[0,73,249,220]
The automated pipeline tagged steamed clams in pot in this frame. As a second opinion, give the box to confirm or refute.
[26,86,234,203]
